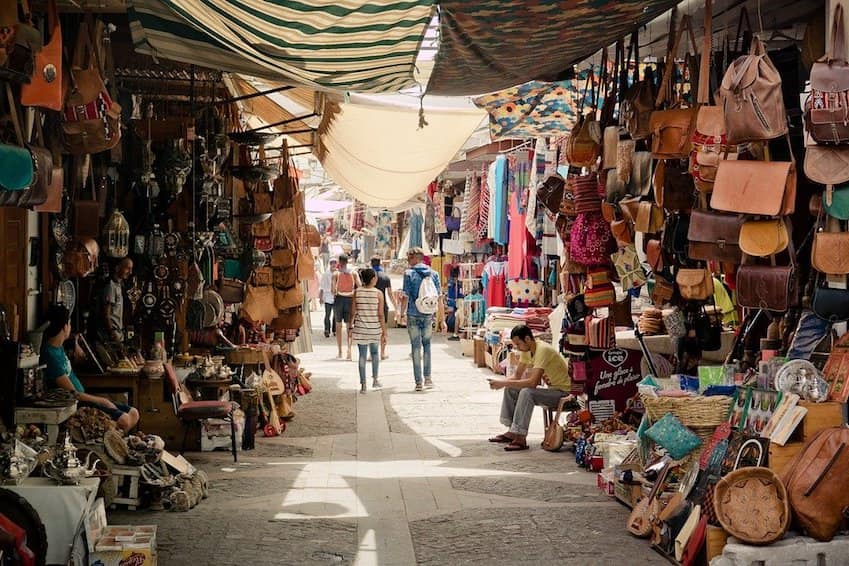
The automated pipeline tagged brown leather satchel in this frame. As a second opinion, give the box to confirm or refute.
[719,38,788,143]
[804,4,849,145]
[711,151,796,216]
[271,248,295,268]
[651,108,698,159]
[273,265,297,290]
[20,0,62,111]
[297,245,315,281]
[652,274,675,306]
[619,196,642,224]
[611,219,633,247]
[252,267,273,286]
[566,68,601,167]
[687,210,744,264]
[804,145,849,206]
[781,427,849,542]
[812,232,849,275]
[34,165,63,213]
[241,284,277,324]
[63,22,122,155]
[220,278,245,304]
[602,126,620,170]
[739,219,790,257]
[252,218,272,238]
[275,285,304,310]
[635,201,665,234]
[677,267,715,301]
[270,307,304,331]
[736,234,798,312]
[655,159,695,212]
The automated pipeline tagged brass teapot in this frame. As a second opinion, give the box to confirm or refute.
[42,434,100,485]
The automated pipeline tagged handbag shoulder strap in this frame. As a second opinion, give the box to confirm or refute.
[5,83,25,147]
[698,0,713,105]
[657,15,699,107]
[72,21,94,70]
[734,6,753,53]
[829,3,847,63]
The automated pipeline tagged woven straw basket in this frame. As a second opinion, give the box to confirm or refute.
[713,467,790,545]
[642,395,733,428]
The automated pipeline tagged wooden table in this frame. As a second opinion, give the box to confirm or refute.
[14,402,78,444]
[78,371,140,407]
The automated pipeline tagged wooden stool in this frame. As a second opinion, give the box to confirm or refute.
[111,465,142,510]
[543,395,582,429]
[14,403,77,444]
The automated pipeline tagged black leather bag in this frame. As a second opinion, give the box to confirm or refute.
[695,307,723,351]
[662,212,690,260]
[812,286,849,323]
[537,175,566,215]
[566,294,590,324]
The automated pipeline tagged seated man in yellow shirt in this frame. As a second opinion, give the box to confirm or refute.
[488,325,571,451]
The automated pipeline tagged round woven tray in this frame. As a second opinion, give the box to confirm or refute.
[642,395,733,428]
[714,467,790,545]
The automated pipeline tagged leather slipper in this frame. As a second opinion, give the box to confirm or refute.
[504,442,529,452]
[488,434,512,443]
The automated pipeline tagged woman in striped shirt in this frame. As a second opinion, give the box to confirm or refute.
[350,268,387,393]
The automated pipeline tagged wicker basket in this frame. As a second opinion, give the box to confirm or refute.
[642,395,733,428]
[713,467,790,545]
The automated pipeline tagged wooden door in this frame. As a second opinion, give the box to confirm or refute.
[0,207,29,336]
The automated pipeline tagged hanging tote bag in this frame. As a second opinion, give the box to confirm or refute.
[565,68,601,168]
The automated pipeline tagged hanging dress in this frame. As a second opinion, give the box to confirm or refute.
[482,261,508,309]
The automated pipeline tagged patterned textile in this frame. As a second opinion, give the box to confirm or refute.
[376,211,393,250]
[129,0,435,93]
[524,138,546,234]
[473,71,599,140]
[433,191,447,234]
[427,0,677,96]
[507,279,544,308]
[477,166,491,240]
[460,173,477,235]
[352,201,365,232]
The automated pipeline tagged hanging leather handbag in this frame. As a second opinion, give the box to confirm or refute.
[711,148,796,216]
[651,108,698,159]
[739,219,790,257]
[677,267,715,301]
[20,0,62,111]
[275,285,304,310]
[566,68,600,167]
[241,284,278,324]
[537,174,566,214]
[252,266,273,286]
[687,210,744,264]
[689,106,745,193]
[811,231,849,275]
[628,152,654,197]
[655,159,695,212]
[804,146,849,207]
[271,248,295,268]
[252,192,273,214]
[646,239,664,274]
[298,246,316,282]
[219,278,245,304]
[602,126,620,170]
[270,307,304,331]
[62,22,122,155]
[824,184,849,220]
[813,285,849,323]
[606,167,628,201]
[736,235,799,312]
[635,201,665,234]
[252,218,272,238]
[652,274,676,306]
[650,16,699,159]
[719,38,788,143]
[273,266,297,290]
[662,212,690,260]
[804,4,849,145]
[34,164,63,213]
[621,32,656,141]
[694,305,723,351]
[611,219,634,246]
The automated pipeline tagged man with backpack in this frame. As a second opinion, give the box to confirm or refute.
[332,254,360,360]
[401,247,446,391]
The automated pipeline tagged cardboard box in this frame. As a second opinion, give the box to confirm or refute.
[460,338,474,357]
[89,525,157,566]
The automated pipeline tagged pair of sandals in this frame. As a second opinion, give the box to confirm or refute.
[488,433,528,451]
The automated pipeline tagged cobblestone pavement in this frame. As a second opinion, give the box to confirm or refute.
[111,310,665,565]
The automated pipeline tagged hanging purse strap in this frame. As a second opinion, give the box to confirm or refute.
[5,83,25,147]
[734,6,753,54]
[698,0,713,105]
[656,15,699,108]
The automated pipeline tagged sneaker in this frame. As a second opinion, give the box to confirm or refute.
[424,378,434,388]
[415,383,423,392]
[372,379,382,389]
[324,332,330,338]
[360,384,367,394]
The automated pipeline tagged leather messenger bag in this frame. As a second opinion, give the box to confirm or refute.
[711,136,796,217]
[687,209,744,264]
[736,219,799,312]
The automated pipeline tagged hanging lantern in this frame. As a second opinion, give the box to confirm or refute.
[103,210,130,258]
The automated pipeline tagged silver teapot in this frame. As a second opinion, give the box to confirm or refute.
[0,440,37,485]
[42,434,100,485]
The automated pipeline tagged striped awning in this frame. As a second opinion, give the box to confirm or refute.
[426,0,679,95]
[128,0,435,93]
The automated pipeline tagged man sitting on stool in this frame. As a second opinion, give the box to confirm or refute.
[41,305,140,432]
[488,324,571,451]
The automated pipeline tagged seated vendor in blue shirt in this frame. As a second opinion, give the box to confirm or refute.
[40,305,139,432]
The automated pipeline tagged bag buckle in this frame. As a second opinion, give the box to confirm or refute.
[716,238,726,249]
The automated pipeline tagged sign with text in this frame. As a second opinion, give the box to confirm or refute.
[587,348,643,412]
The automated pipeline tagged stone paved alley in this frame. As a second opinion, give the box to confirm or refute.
[112,312,666,565]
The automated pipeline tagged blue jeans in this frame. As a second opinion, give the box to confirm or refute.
[357,343,379,384]
[407,314,433,384]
